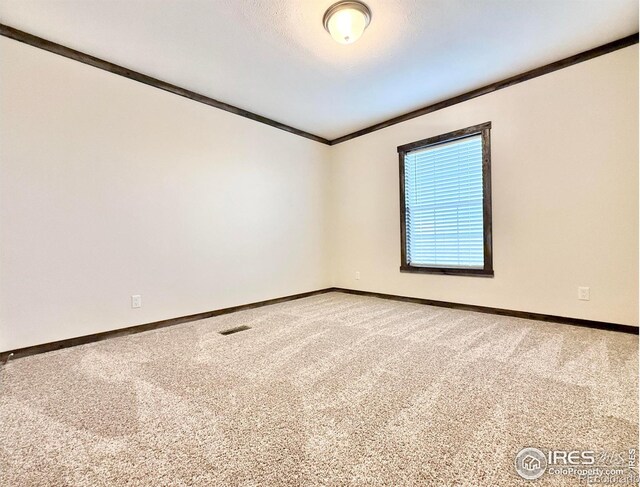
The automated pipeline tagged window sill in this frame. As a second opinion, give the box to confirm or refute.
[400,265,494,277]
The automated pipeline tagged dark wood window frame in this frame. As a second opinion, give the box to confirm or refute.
[398,122,493,277]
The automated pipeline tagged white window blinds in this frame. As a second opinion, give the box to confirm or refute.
[404,134,484,268]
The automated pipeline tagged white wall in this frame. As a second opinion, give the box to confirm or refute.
[0,37,332,351]
[329,45,639,327]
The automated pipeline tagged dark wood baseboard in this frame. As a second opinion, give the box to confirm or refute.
[332,288,638,334]
[2,287,635,362]
[0,288,333,363]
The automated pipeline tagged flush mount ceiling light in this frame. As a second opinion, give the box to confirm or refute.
[323,1,372,45]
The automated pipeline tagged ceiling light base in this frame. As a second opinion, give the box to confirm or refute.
[323,1,372,45]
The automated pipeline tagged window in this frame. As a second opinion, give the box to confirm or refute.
[398,122,493,276]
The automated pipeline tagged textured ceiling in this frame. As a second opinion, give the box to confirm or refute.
[0,0,637,139]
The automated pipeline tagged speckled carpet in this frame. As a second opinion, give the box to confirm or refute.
[0,292,637,486]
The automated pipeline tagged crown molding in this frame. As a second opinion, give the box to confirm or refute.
[0,24,331,145]
[1,24,637,146]
[329,32,639,145]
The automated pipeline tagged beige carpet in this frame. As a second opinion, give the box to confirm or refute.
[0,292,637,486]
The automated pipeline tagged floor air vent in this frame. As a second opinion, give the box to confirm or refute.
[219,325,251,336]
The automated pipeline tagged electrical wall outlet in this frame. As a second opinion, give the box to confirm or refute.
[131,295,142,308]
[355,271,361,280]
[578,287,590,301]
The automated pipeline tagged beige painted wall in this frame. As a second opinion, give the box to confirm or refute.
[1,38,637,352]
[0,38,332,351]
[329,45,639,327]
